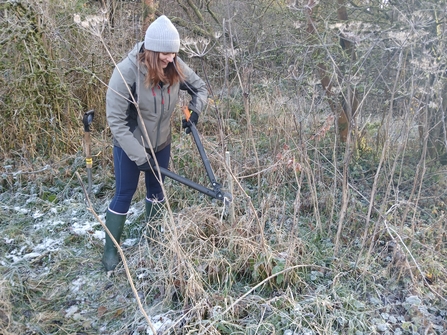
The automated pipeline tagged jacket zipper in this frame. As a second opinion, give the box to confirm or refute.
[155,84,165,152]
[151,87,159,151]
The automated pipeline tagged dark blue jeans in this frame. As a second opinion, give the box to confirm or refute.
[108,145,170,214]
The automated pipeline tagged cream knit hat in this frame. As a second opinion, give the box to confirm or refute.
[144,15,180,53]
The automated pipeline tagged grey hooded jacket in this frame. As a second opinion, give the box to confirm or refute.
[106,42,208,166]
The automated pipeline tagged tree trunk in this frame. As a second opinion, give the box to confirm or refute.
[305,0,358,143]
[142,0,155,33]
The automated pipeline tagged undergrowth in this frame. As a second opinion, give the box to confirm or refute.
[1,96,447,334]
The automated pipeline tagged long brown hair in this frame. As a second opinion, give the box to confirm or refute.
[139,49,184,88]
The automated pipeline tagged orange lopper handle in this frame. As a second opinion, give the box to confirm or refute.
[182,106,191,121]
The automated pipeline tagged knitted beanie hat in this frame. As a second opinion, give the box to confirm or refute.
[144,15,180,53]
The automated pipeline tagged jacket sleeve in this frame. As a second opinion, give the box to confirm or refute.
[177,57,208,114]
[106,60,148,166]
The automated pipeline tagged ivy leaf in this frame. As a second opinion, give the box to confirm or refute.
[272,263,285,285]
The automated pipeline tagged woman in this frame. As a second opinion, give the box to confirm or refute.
[103,15,208,271]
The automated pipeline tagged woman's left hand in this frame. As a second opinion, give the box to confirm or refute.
[182,111,199,134]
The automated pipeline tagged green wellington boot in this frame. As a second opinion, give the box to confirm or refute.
[145,199,164,238]
[102,209,126,271]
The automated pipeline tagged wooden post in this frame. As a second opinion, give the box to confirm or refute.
[225,151,235,224]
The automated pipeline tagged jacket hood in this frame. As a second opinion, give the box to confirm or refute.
[127,42,147,75]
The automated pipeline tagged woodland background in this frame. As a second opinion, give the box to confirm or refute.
[0,0,447,334]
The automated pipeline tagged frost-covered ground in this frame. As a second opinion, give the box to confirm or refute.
[1,166,447,334]
[0,175,180,334]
